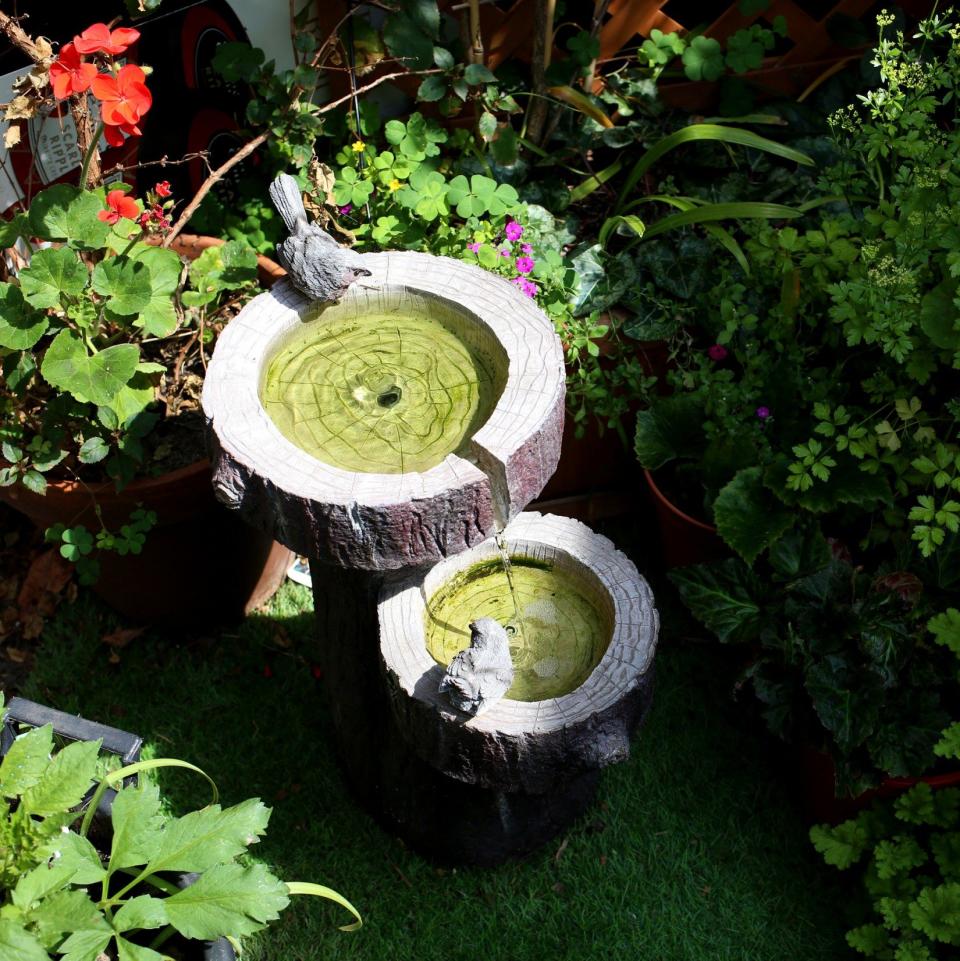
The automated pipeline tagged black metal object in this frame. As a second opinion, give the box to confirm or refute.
[0,697,143,822]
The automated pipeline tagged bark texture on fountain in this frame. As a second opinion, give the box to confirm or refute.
[201,253,566,570]
[380,513,659,794]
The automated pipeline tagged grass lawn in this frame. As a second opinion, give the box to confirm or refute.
[18,574,851,961]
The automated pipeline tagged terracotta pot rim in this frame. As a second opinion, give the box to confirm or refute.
[643,468,717,534]
[35,458,211,500]
[884,770,960,790]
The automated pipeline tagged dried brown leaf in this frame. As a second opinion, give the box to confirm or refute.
[4,125,21,149]
[102,626,146,649]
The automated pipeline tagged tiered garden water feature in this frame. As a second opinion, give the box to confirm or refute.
[202,192,659,863]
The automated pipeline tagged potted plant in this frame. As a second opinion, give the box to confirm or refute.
[0,693,360,959]
[0,22,292,621]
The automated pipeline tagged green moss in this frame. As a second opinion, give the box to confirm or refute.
[425,558,611,701]
[262,308,500,474]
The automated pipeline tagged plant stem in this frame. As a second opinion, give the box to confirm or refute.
[79,123,104,188]
[525,0,556,145]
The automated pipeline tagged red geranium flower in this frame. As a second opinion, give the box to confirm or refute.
[154,181,171,198]
[73,23,140,56]
[49,43,97,100]
[102,121,140,148]
[92,64,152,127]
[97,189,140,224]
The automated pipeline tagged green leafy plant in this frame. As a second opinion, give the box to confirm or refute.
[671,525,957,795]
[0,183,259,583]
[0,694,360,958]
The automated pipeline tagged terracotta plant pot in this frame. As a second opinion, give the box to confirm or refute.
[800,746,960,824]
[643,468,727,568]
[0,236,293,623]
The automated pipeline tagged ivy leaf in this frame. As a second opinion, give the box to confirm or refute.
[41,331,139,407]
[713,467,794,564]
[20,247,88,308]
[0,723,53,798]
[92,257,153,317]
[21,738,102,816]
[0,920,47,961]
[669,559,764,643]
[909,883,960,943]
[682,36,724,82]
[144,798,271,875]
[164,862,289,940]
[810,818,870,868]
[110,783,164,870]
[0,283,49,350]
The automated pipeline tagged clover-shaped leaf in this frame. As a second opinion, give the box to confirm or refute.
[641,28,684,65]
[385,113,446,160]
[332,167,375,208]
[399,168,449,221]
[682,35,724,81]
[446,174,519,218]
[60,525,95,561]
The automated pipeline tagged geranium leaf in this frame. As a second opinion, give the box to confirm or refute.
[669,559,764,643]
[21,738,102,816]
[909,883,960,943]
[0,723,53,798]
[164,862,289,940]
[144,797,271,875]
[713,467,795,564]
[63,191,112,250]
[809,818,870,869]
[20,247,88,308]
[27,184,78,241]
[92,258,153,317]
[41,331,140,407]
[131,246,183,337]
[0,283,49,350]
[930,609,960,655]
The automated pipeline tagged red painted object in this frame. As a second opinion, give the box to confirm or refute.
[801,746,960,824]
[643,468,727,568]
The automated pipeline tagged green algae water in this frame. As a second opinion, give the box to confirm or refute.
[425,559,612,701]
[262,304,502,474]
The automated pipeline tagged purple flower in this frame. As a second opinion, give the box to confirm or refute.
[467,242,481,253]
[521,243,533,254]
[512,276,538,298]
[505,220,523,242]
[515,255,534,274]
[708,344,728,361]
[338,204,352,215]
[499,248,511,258]
[756,406,771,420]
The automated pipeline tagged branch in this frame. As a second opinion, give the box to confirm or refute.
[104,150,211,176]
[0,10,42,59]
[162,133,267,248]
[316,68,439,115]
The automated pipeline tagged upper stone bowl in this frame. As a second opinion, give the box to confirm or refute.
[202,251,565,570]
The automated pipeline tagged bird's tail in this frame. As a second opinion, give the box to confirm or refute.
[269,174,309,233]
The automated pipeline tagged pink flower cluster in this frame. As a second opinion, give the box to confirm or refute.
[467,219,539,299]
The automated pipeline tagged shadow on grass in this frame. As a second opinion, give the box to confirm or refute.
[20,581,850,961]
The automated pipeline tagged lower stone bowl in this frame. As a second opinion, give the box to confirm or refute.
[379,512,659,795]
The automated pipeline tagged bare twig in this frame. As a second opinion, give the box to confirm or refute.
[104,150,212,176]
[162,132,268,247]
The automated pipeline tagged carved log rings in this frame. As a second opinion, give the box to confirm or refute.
[202,252,566,570]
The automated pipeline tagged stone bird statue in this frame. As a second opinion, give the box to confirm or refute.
[268,173,371,304]
[440,618,514,717]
